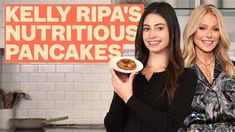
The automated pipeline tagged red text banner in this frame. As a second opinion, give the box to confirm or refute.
[4,4,144,63]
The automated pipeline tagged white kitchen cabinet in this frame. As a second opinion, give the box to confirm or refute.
[1,0,235,51]
[4,0,111,4]
[113,0,235,58]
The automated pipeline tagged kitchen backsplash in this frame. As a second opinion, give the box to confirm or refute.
[0,0,113,124]
[1,61,113,124]
[0,46,133,125]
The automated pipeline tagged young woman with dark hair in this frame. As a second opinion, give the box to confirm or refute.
[104,2,197,132]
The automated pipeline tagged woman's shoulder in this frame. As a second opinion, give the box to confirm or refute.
[176,68,197,93]
[180,68,197,77]
[177,68,197,83]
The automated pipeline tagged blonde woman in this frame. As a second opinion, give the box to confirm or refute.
[180,4,235,131]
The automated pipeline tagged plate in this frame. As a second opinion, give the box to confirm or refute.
[109,56,144,73]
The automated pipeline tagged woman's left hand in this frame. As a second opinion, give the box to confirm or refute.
[111,69,136,103]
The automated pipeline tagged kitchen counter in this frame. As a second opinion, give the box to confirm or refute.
[10,124,106,132]
[12,128,105,132]
[45,128,105,132]
[45,124,105,132]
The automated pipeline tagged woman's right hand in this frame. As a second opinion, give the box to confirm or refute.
[110,69,136,103]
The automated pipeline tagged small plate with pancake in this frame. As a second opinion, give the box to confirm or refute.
[109,56,144,73]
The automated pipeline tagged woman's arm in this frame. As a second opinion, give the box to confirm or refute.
[104,69,136,132]
[104,92,127,132]
[125,68,197,131]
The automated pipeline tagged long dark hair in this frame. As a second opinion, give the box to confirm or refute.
[135,2,184,104]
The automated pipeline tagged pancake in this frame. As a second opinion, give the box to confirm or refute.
[116,58,137,70]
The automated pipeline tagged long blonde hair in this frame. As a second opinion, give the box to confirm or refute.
[183,4,234,77]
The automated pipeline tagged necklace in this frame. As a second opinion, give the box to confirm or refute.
[196,58,215,83]
[197,57,214,66]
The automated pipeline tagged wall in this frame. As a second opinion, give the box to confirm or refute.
[1,62,113,124]
[1,0,138,125]
[1,0,113,124]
